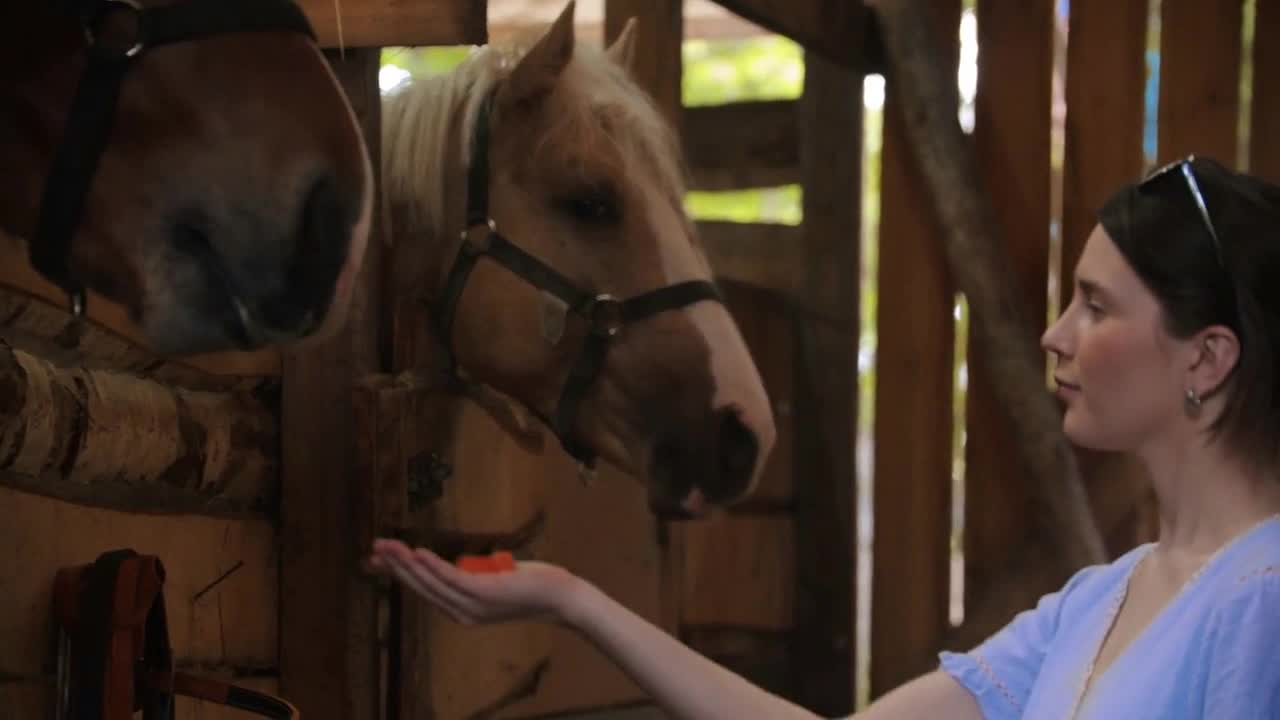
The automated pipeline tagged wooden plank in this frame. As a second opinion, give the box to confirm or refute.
[278,49,384,720]
[0,342,277,517]
[0,488,277,718]
[1250,0,1280,182]
[1157,0,1245,166]
[698,220,802,294]
[606,0,685,132]
[0,237,279,380]
[495,465,665,719]
[684,628,793,697]
[1060,0,1152,557]
[790,50,863,715]
[964,0,1054,625]
[297,0,487,49]
[869,0,959,698]
[684,100,800,190]
[709,0,882,72]
[677,515,795,628]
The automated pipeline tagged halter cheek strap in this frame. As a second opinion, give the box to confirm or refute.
[431,91,723,466]
[33,0,315,317]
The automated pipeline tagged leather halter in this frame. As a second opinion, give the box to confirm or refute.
[432,91,724,468]
[33,0,316,317]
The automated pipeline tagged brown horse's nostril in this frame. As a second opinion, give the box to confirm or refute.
[256,174,350,335]
[715,408,758,502]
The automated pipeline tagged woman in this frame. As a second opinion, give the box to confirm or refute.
[368,155,1280,719]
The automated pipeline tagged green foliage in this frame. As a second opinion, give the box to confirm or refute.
[380,45,472,80]
[681,36,805,106]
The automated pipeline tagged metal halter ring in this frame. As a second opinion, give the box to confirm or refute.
[459,217,498,255]
[70,289,88,319]
[585,294,624,337]
[84,0,147,57]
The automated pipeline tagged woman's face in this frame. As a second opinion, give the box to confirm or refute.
[1042,224,1190,451]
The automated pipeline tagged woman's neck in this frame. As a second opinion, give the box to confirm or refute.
[1138,434,1280,558]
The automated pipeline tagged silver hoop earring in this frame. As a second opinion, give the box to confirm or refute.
[1184,388,1203,417]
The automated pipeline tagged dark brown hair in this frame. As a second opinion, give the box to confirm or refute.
[1099,155,1280,471]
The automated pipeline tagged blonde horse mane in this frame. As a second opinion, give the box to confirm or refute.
[380,35,689,242]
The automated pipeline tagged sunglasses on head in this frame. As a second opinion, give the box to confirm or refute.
[1139,154,1224,268]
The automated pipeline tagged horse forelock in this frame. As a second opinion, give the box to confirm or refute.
[380,39,689,243]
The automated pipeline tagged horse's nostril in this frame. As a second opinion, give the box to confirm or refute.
[716,408,759,500]
[257,174,349,334]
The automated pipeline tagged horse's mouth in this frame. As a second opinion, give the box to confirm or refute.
[170,220,308,351]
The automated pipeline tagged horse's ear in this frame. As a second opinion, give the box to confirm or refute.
[499,0,576,109]
[606,17,638,73]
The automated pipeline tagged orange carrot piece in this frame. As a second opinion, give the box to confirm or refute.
[490,551,516,572]
[456,555,495,573]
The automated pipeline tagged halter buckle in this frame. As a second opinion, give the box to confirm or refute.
[84,0,146,58]
[459,217,497,256]
[585,294,624,337]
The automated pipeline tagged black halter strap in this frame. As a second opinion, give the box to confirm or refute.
[33,0,316,317]
[433,91,724,466]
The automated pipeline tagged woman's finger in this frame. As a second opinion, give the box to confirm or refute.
[393,552,488,618]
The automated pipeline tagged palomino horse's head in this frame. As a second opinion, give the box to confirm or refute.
[1,0,372,354]
[382,1,776,516]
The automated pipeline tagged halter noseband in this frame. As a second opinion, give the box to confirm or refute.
[33,0,316,317]
[432,91,724,468]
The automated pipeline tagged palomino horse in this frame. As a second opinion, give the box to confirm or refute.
[381,1,776,515]
[2,0,372,354]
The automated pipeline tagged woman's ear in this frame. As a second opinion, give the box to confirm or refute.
[1187,324,1241,398]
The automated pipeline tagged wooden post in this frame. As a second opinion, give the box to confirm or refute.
[1157,0,1244,167]
[1251,0,1280,182]
[605,0,684,133]
[869,0,959,696]
[278,48,385,720]
[964,0,1054,632]
[790,49,863,715]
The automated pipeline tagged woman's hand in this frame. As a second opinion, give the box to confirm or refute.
[366,537,587,626]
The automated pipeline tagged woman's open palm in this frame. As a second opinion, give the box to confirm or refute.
[366,538,582,626]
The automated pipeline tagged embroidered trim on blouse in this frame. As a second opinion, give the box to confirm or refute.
[1236,565,1280,584]
[975,652,1023,712]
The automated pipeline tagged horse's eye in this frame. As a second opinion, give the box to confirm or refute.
[558,189,621,225]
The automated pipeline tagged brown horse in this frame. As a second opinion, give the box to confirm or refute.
[1,0,372,354]
[381,1,776,515]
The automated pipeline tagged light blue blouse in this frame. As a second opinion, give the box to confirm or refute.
[939,516,1280,719]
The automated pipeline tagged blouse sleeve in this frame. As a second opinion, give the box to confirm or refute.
[938,565,1099,720]
[1202,571,1280,719]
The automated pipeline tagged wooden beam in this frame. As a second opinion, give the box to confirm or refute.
[684,101,800,190]
[709,0,883,73]
[297,0,487,49]
[0,341,277,517]
[789,51,862,715]
[698,220,801,293]
[279,49,385,720]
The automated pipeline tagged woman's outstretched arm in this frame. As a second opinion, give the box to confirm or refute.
[367,538,982,720]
